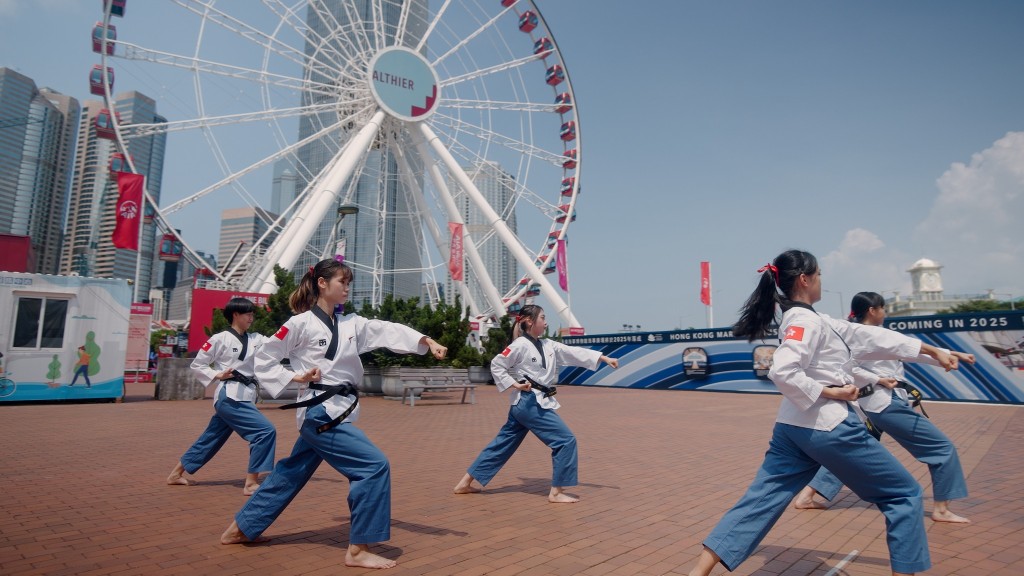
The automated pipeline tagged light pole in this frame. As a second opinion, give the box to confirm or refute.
[322,204,359,260]
[987,290,1017,311]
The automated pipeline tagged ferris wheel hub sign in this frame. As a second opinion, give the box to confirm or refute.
[368,47,440,122]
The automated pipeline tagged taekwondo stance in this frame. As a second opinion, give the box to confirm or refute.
[220,258,447,570]
[793,291,974,523]
[453,304,619,503]
[167,297,275,496]
[687,250,960,576]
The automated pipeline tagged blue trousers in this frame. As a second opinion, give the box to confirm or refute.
[705,411,929,574]
[809,395,968,503]
[69,365,91,387]
[235,404,391,545]
[180,387,276,475]
[468,391,578,487]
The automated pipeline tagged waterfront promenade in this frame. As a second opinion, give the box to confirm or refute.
[1,383,1021,575]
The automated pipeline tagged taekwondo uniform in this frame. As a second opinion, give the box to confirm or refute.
[466,334,602,488]
[703,305,932,575]
[234,307,429,545]
[181,330,276,476]
[806,346,968,506]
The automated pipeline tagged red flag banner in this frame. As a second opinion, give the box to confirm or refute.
[448,222,464,281]
[112,172,145,250]
[556,238,569,292]
[700,261,711,306]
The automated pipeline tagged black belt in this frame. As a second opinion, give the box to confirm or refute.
[826,383,874,398]
[896,380,929,418]
[226,370,262,403]
[279,382,359,434]
[521,374,556,398]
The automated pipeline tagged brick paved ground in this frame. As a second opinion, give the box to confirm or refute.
[1,383,1022,575]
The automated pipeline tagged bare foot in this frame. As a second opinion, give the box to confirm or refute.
[220,520,269,545]
[453,473,481,494]
[167,463,195,486]
[932,509,971,524]
[243,483,259,496]
[548,489,579,503]
[793,495,827,510]
[346,544,397,569]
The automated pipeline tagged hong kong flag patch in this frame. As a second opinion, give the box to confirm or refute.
[200,341,212,352]
[501,347,512,357]
[274,326,289,340]
[783,326,805,342]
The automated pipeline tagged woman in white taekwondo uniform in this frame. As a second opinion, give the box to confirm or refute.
[220,258,447,571]
[453,304,619,503]
[167,297,275,496]
[794,291,974,523]
[687,250,959,576]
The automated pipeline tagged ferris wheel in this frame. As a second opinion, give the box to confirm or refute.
[95,0,582,327]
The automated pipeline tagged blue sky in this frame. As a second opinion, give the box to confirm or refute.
[2,1,1022,334]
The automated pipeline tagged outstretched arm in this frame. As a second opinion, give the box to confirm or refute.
[421,336,447,360]
[600,355,619,369]
[920,343,957,371]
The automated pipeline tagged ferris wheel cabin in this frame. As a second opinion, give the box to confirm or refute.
[158,234,183,262]
[518,11,538,33]
[91,23,116,55]
[534,37,554,56]
[94,109,120,140]
[545,65,565,86]
[109,152,131,173]
[562,149,577,169]
[556,204,576,224]
[89,65,114,96]
[554,92,572,115]
[104,0,127,18]
[560,177,576,197]
[559,121,576,142]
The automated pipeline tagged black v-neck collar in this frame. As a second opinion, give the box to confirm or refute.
[523,333,546,369]
[226,328,247,361]
[311,305,339,360]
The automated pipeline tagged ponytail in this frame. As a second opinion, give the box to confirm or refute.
[733,250,818,341]
[848,291,884,323]
[511,304,543,339]
[289,258,352,313]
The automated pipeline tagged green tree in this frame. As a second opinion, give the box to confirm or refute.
[942,299,1019,314]
[46,354,61,382]
[207,265,298,338]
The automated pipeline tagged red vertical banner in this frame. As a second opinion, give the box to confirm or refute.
[112,172,145,250]
[556,238,569,292]
[448,222,464,281]
[700,261,711,305]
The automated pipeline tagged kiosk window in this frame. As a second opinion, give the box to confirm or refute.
[13,297,68,349]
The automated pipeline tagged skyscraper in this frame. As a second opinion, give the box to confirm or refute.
[447,161,518,313]
[0,68,80,274]
[290,0,427,307]
[218,207,279,280]
[61,91,166,300]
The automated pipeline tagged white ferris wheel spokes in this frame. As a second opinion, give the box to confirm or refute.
[98,0,582,327]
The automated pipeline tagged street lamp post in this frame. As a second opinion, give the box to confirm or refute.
[322,204,359,260]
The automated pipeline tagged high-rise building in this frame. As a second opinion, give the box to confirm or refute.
[218,207,279,280]
[446,161,518,314]
[290,0,427,308]
[0,68,80,274]
[62,91,166,301]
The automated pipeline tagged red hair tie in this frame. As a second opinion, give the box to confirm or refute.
[757,263,780,285]
[308,265,315,275]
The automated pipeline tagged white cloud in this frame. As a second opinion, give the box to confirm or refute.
[914,131,1024,295]
[820,229,912,310]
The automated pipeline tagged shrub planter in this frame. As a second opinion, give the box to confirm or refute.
[468,365,492,384]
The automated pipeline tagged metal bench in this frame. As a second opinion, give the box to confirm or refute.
[399,367,477,407]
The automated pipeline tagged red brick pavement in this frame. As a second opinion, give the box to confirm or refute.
[1,383,1021,575]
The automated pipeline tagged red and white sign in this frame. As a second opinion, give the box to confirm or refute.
[112,172,145,250]
[700,261,711,306]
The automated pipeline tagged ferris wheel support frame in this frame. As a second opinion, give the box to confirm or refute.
[249,110,386,294]
[410,131,505,319]
[417,122,580,328]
